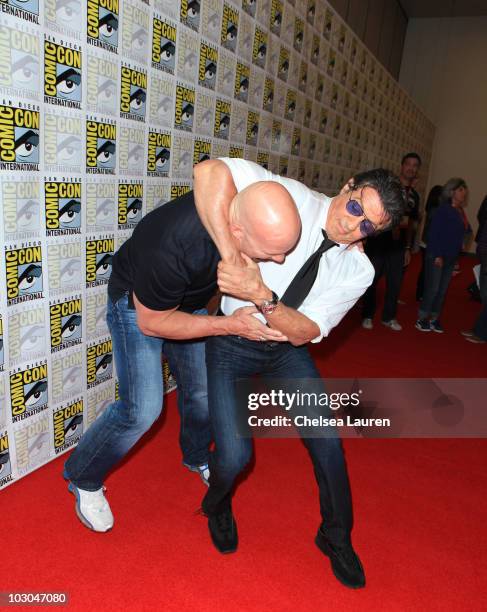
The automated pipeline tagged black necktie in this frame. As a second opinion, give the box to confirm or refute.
[280,230,337,310]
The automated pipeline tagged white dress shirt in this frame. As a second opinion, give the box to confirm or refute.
[219,158,374,343]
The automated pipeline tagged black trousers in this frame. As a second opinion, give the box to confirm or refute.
[362,246,405,322]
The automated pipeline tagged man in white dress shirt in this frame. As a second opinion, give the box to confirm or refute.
[193,158,406,589]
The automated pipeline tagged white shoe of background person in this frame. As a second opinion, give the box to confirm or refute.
[381,319,402,331]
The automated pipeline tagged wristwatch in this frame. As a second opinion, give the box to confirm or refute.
[258,291,279,315]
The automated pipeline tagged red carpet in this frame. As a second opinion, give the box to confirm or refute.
[2,254,486,611]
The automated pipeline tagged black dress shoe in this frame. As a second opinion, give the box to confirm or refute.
[208,509,238,554]
[315,528,365,589]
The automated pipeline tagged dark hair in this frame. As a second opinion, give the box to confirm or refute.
[401,152,422,166]
[425,185,443,211]
[351,168,406,231]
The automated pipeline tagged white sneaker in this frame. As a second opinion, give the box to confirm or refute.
[362,318,373,330]
[183,462,210,486]
[382,319,402,331]
[68,482,114,532]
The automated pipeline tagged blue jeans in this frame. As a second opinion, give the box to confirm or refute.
[65,294,210,490]
[419,254,456,320]
[202,335,353,547]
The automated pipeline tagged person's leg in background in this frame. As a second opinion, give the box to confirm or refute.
[382,245,405,330]
[429,257,456,332]
[416,246,426,301]
[417,254,442,331]
[164,320,212,485]
[464,252,487,342]
[263,343,363,588]
[361,251,385,329]
[64,293,165,531]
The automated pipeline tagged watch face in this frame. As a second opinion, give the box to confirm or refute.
[260,303,277,315]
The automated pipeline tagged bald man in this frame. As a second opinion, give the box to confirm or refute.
[63,185,300,533]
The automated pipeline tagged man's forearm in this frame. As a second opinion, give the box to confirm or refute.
[193,159,238,261]
[264,303,320,346]
[138,309,233,340]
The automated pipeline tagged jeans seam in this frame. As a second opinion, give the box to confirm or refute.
[69,301,123,486]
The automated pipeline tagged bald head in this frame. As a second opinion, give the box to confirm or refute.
[229,181,301,263]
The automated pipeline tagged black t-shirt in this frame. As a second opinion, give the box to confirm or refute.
[108,191,219,312]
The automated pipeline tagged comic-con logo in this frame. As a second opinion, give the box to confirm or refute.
[14,415,50,474]
[151,16,176,74]
[246,111,259,147]
[234,62,249,102]
[0,105,39,170]
[198,41,217,90]
[0,433,13,488]
[44,40,82,108]
[118,182,143,229]
[0,0,39,24]
[147,130,171,176]
[252,27,267,69]
[0,317,3,371]
[214,99,230,140]
[291,127,301,156]
[5,245,43,306]
[44,0,83,37]
[7,306,45,366]
[193,138,211,164]
[174,84,195,132]
[122,1,149,62]
[44,180,82,236]
[0,24,39,98]
[87,0,119,54]
[87,339,112,387]
[270,0,283,36]
[221,3,238,52]
[120,65,147,121]
[278,46,290,82]
[86,182,116,230]
[85,237,114,287]
[53,399,84,453]
[49,297,82,352]
[2,180,40,239]
[263,77,274,112]
[180,0,200,32]
[257,151,269,169]
[87,384,112,425]
[86,120,116,174]
[242,0,256,18]
[229,146,243,159]
[285,89,296,121]
[170,183,191,200]
[87,55,118,116]
[293,17,304,52]
[10,362,48,423]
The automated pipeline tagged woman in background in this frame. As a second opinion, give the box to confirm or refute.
[416,178,468,333]
[416,184,443,301]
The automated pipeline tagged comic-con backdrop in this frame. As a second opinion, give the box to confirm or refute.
[0,0,434,490]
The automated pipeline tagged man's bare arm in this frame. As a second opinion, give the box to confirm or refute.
[193,159,240,263]
[134,293,287,342]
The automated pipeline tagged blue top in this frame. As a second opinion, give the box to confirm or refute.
[426,202,465,259]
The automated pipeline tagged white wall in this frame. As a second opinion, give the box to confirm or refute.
[400,17,487,242]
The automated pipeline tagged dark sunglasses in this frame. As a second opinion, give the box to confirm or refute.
[346,190,377,237]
